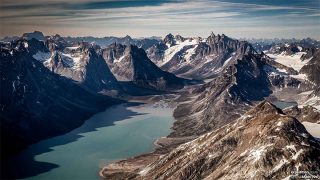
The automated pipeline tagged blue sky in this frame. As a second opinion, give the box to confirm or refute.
[1,0,319,39]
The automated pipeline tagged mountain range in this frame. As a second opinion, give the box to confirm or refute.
[1,31,319,179]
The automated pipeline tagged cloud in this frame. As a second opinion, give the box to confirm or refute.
[0,0,319,39]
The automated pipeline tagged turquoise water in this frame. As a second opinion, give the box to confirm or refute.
[272,100,298,109]
[9,103,174,180]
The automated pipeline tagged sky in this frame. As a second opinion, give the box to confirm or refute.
[1,0,320,39]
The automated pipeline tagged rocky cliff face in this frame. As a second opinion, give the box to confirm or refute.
[0,39,121,157]
[101,101,320,180]
[103,44,185,91]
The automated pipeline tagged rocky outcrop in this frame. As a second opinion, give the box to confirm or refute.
[101,101,320,179]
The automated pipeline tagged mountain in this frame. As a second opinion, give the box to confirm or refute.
[101,101,320,179]
[102,43,186,91]
[147,33,265,80]
[31,37,121,95]
[0,39,122,157]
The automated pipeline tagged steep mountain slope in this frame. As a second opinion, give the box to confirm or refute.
[102,44,185,91]
[101,101,320,179]
[0,39,121,157]
[31,38,121,95]
[147,33,260,79]
[171,46,274,137]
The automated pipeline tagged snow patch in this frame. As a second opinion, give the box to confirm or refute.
[292,149,304,160]
[184,45,198,62]
[161,39,198,66]
[60,52,82,70]
[276,121,283,126]
[66,46,80,50]
[246,144,273,163]
[273,158,289,172]
[266,52,309,71]
[223,56,232,66]
[139,166,151,176]
[32,51,52,62]
[285,144,296,152]
[290,73,308,81]
[23,42,28,48]
[114,55,125,63]
[302,122,320,138]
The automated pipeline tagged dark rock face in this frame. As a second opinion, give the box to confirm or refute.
[163,33,176,46]
[0,39,121,158]
[102,102,320,179]
[103,44,185,91]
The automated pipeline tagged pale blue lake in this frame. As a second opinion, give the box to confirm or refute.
[7,103,174,180]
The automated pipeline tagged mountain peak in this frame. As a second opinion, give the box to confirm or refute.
[210,31,215,37]
[163,33,175,45]
[123,35,132,40]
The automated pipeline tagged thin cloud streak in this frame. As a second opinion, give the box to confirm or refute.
[1,0,319,39]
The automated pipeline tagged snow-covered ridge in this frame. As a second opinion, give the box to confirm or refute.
[161,38,198,66]
[32,51,52,62]
[32,50,83,70]
[66,46,80,50]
